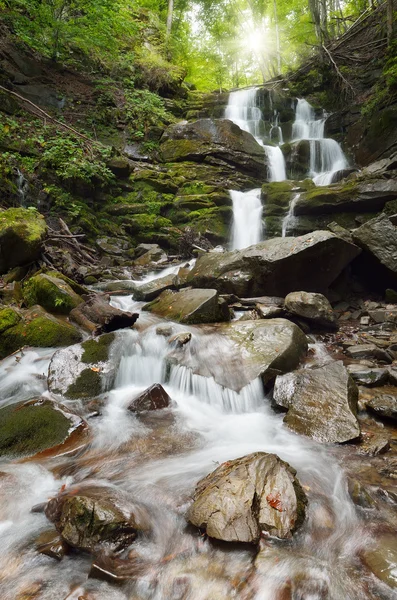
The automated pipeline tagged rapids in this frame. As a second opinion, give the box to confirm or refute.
[0,263,395,600]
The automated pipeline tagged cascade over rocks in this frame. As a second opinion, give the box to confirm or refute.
[45,484,151,554]
[273,361,360,443]
[0,208,47,274]
[284,291,337,329]
[167,318,307,391]
[160,119,268,180]
[143,288,231,324]
[187,452,307,543]
[186,231,361,297]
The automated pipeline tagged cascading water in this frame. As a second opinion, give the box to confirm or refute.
[281,192,300,237]
[292,98,348,186]
[230,188,263,250]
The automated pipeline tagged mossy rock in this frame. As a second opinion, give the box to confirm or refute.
[0,399,85,458]
[45,271,88,296]
[23,273,83,315]
[66,368,102,399]
[0,208,47,274]
[143,288,230,324]
[0,307,21,334]
[81,333,115,364]
[0,310,82,359]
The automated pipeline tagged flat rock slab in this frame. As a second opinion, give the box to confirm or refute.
[133,273,179,302]
[143,288,230,324]
[273,361,360,443]
[186,231,361,297]
[347,364,389,387]
[187,452,307,543]
[167,318,308,392]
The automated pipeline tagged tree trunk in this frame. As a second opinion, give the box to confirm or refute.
[166,0,174,37]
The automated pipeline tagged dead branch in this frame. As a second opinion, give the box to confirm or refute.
[322,45,355,96]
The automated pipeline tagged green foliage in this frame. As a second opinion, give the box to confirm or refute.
[124,87,175,139]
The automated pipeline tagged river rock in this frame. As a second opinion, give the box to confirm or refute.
[167,318,307,392]
[45,484,150,553]
[365,393,397,421]
[0,208,47,274]
[160,118,267,180]
[128,384,171,412]
[362,534,397,589]
[346,344,392,363]
[134,243,166,266]
[0,398,88,458]
[284,291,337,329]
[186,231,361,297]
[187,452,307,543]
[133,273,179,301]
[347,364,389,387]
[273,361,360,443]
[352,215,397,286]
[143,288,230,324]
[48,333,119,399]
[70,294,138,334]
[23,273,83,314]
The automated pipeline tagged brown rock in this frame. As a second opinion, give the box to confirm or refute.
[128,384,171,412]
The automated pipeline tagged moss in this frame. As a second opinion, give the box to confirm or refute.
[45,271,88,296]
[0,308,21,334]
[124,213,173,233]
[0,315,81,359]
[0,207,47,274]
[23,273,83,314]
[66,368,102,399]
[0,400,72,458]
[81,333,115,363]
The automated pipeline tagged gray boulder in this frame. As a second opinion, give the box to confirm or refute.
[186,231,361,297]
[284,291,337,329]
[365,393,397,421]
[143,288,230,324]
[353,215,397,285]
[187,452,307,543]
[273,361,360,443]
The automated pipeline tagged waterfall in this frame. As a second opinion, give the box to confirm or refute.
[16,169,28,207]
[230,189,263,250]
[265,145,286,182]
[281,193,300,237]
[292,98,348,186]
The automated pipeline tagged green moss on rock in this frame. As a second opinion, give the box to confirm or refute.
[81,333,115,364]
[66,368,102,399]
[0,208,47,274]
[23,274,83,314]
[0,307,21,334]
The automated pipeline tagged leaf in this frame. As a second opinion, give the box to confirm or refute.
[266,492,283,512]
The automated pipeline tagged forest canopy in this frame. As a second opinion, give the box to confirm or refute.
[0,0,393,90]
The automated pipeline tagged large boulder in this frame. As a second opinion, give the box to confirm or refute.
[0,398,88,458]
[143,288,230,324]
[160,119,268,180]
[352,215,397,287]
[48,333,119,399]
[187,452,307,543]
[167,319,307,392]
[186,231,361,297]
[0,208,47,274]
[23,273,83,314]
[0,305,82,360]
[273,361,360,443]
[284,291,337,329]
[45,484,150,554]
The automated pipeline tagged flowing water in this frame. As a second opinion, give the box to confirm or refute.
[292,98,348,186]
[0,281,393,599]
[281,193,300,238]
[230,189,263,250]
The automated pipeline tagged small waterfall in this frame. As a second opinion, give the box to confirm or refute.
[265,145,286,182]
[292,98,348,186]
[281,193,300,237]
[16,169,29,207]
[225,88,262,138]
[230,189,263,250]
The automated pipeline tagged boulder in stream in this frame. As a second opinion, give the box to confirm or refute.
[0,208,47,274]
[48,332,119,399]
[128,384,171,412]
[273,361,360,443]
[365,393,397,421]
[0,398,88,458]
[186,231,361,297]
[143,287,231,324]
[23,273,83,314]
[284,291,337,329]
[187,452,307,543]
[45,484,150,553]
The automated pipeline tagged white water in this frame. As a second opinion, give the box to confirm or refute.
[265,145,286,182]
[292,98,348,186]
[281,192,300,237]
[230,188,263,250]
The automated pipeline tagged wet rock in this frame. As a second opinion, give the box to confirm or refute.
[128,384,171,412]
[70,294,138,334]
[368,307,397,324]
[347,478,375,508]
[133,243,166,266]
[346,344,392,363]
[160,118,267,180]
[256,304,284,319]
[48,333,119,399]
[358,431,390,456]
[273,361,360,443]
[35,530,67,561]
[156,324,174,337]
[353,215,397,287]
[23,273,83,314]
[143,288,231,324]
[187,231,360,297]
[187,452,306,543]
[347,364,389,387]
[0,305,82,360]
[134,273,179,301]
[0,208,47,274]
[45,484,150,554]
[0,398,88,458]
[362,534,397,589]
[96,236,131,256]
[284,291,337,329]
[169,332,192,346]
[365,393,397,421]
